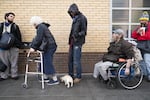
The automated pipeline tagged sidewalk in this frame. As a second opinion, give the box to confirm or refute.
[0,75,150,100]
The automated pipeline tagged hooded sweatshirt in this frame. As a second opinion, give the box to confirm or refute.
[68,3,87,46]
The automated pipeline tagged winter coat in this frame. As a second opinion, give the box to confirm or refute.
[68,3,87,46]
[30,23,57,51]
[102,39,134,62]
[132,22,150,40]
[0,22,22,48]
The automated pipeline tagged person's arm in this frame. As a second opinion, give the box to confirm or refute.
[78,16,87,36]
[125,59,132,75]
[122,41,134,75]
[132,26,141,39]
[73,16,87,38]
[30,25,44,52]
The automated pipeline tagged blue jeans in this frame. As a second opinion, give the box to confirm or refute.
[139,60,147,76]
[68,45,82,79]
[143,53,150,76]
[140,50,150,76]
[42,45,57,75]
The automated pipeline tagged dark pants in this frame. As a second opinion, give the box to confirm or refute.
[68,45,82,79]
[42,45,57,75]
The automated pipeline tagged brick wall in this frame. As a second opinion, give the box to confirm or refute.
[18,50,104,74]
[0,0,110,73]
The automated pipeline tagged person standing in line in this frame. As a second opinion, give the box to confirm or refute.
[0,12,23,80]
[132,11,150,81]
[67,3,87,83]
[29,16,59,85]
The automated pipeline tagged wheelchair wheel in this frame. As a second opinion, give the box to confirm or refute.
[117,63,143,89]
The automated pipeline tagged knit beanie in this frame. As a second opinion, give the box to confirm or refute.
[139,11,149,21]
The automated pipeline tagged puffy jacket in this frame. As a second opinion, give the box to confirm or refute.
[68,3,87,46]
[132,22,150,40]
[0,22,22,48]
[30,23,57,51]
[102,39,134,62]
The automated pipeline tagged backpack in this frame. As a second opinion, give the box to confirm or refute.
[0,31,15,49]
[0,23,16,50]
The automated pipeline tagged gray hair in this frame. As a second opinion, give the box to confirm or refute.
[114,29,124,35]
[30,16,43,25]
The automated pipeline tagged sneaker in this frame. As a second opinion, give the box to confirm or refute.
[38,77,50,83]
[47,79,59,85]
[0,77,6,81]
[73,78,81,83]
[11,76,19,80]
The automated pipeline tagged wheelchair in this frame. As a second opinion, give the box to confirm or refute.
[100,58,143,90]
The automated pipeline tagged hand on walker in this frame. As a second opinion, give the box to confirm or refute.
[29,48,35,53]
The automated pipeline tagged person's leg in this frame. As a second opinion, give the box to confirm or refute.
[9,47,19,79]
[143,53,150,80]
[0,50,10,79]
[99,61,113,81]
[43,47,56,75]
[68,45,74,78]
[93,61,103,78]
[139,60,147,76]
[43,46,59,85]
[73,45,82,79]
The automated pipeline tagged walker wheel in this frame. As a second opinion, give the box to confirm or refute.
[22,83,28,89]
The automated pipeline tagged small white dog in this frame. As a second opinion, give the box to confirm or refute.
[60,75,73,88]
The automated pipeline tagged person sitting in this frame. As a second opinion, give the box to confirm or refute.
[93,29,134,83]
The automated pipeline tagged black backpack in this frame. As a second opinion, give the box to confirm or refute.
[0,23,16,50]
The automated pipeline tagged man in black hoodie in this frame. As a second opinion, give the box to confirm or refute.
[68,3,87,83]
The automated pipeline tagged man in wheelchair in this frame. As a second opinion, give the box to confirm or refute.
[93,29,134,83]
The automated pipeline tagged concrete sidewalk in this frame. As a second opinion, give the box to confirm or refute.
[0,75,150,100]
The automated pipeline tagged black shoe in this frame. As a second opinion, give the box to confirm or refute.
[0,78,6,81]
[11,76,19,80]
[146,75,150,82]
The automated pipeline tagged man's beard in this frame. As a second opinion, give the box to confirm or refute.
[7,20,13,23]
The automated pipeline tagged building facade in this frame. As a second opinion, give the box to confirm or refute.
[0,0,150,74]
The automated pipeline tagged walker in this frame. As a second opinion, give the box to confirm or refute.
[22,50,45,89]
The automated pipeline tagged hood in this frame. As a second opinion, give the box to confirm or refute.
[68,3,80,18]
[36,22,50,29]
[42,22,50,27]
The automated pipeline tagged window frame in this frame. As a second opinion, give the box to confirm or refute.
[110,0,150,41]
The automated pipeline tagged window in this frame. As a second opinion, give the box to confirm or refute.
[111,0,150,40]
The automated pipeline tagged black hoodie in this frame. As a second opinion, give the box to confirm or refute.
[68,3,87,45]
[68,3,80,18]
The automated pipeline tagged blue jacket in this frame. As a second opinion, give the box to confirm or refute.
[30,23,57,51]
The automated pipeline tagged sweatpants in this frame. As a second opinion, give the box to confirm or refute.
[0,47,19,78]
